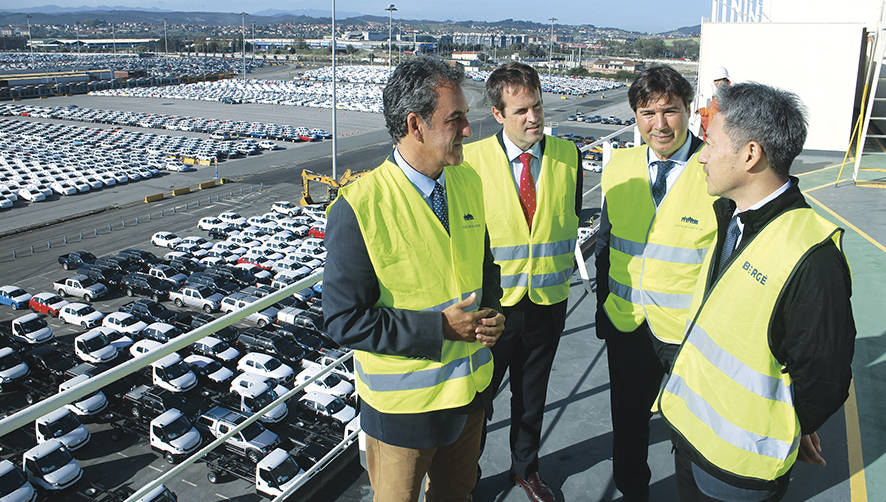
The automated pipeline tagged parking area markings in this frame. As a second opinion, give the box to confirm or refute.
[215,494,230,500]
[148,465,164,473]
[116,452,128,458]
[181,479,198,487]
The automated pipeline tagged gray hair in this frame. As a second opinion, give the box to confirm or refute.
[716,82,807,177]
[383,57,465,141]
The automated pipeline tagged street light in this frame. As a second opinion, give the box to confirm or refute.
[240,12,247,80]
[26,15,32,57]
[163,19,168,57]
[75,24,80,54]
[385,4,397,74]
[548,17,557,76]
[111,22,116,54]
[251,23,255,59]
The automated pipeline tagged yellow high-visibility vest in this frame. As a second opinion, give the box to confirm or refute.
[601,145,716,343]
[660,208,843,481]
[336,158,493,414]
[464,135,578,306]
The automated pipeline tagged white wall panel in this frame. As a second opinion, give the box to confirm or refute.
[698,22,864,151]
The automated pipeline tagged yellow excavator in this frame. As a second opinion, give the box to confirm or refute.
[300,168,369,206]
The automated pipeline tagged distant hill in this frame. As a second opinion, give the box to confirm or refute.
[659,24,701,37]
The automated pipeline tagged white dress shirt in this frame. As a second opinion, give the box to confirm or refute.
[502,131,542,193]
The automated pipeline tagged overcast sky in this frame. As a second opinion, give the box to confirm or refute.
[21,0,710,33]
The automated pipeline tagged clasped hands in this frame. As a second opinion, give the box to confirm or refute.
[441,292,505,347]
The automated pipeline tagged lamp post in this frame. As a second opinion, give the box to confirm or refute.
[385,4,397,74]
[163,19,168,57]
[548,17,557,75]
[26,15,32,57]
[251,23,255,59]
[240,12,247,80]
[75,24,80,54]
[111,22,116,54]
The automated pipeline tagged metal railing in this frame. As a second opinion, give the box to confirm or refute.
[0,269,357,501]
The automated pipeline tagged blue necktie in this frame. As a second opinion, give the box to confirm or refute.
[431,182,449,234]
[717,215,741,275]
[651,160,675,206]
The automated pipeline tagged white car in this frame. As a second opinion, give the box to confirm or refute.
[50,181,77,196]
[184,354,234,387]
[258,140,278,150]
[298,391,357,426]
[151,231,183,249]
[130,339,163,358]
[271,201,300,216]
[58,303,104,328]
[218,211,247,228]
[198,216,227,231]
[103,311,148,335]
[59,374,108,417]
[212,241,247,255]
[237,352,295,386]
[180,236,213,250]
[294,366,354,399]
[229,372,291,400]
[74,328,119,364]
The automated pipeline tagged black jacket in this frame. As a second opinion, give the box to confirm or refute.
[703,177,855,434]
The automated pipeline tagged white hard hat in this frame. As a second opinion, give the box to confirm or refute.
[712,66,730,81]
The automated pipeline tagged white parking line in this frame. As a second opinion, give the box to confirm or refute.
[181,480,198,487]
[583,183,601,197]
[215,494,230,500]
[148,465,164,472]
[116,452,128,458]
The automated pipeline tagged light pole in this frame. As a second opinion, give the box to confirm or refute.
[111,22,116,54]
[26,15,32,57]
[240,12,247,80]
[251,23,255,59]
[163,19,168,57]
[548,17,557,75]
[385,4,397,74]
[75,24,80,54]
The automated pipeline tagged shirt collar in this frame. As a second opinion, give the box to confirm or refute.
[393,147,444,199]
[502,130,542,163]
[733,178,792,217]
[646,132,693,166]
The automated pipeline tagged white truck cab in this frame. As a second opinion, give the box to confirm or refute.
[59,374,108,418]
[231,381,288,423]
[22,439,83,491]
[0,459,36,502]
[35,408,90,451]
[149,409,202,464]
[255,448,305,497]
[152,353,198,393]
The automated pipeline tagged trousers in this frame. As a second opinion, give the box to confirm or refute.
[485,298,566,478]
[603,317,666,502]
[366,406,484,502]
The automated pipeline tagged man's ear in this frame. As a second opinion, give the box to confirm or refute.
[744,140,766,172]
[406,112,424,143]
[491,106,505,125]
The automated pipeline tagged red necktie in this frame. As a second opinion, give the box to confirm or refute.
[518,152,536,228]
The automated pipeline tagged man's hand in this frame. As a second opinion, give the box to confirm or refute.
[797,432,826,466]
[442,293,505,346]
[474,309,505,347]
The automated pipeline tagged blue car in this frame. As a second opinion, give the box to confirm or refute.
[312,281,323,296]
[0,285,32,309]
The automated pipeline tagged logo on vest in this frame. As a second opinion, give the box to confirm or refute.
[742,261,767,285]
[463,213,474,221]
[680,216,699,225]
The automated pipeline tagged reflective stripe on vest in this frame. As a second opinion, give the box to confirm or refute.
[601,144,716,343]
[338,159,493,414]
[464,135,578,306]
[660,208,844,481]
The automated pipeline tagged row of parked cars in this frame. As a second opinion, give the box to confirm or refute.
[2,103,331,144]
[467,69,626,95]
[91,78,384,113]
[567,113,635,125]
[0,52,264,78]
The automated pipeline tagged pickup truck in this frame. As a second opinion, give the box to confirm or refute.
[169,286,224,313]
[53,275,108,302]
[57,250,96,270]
[1,313,53,345]
[121,384,202,422]
[196,406,281,464]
